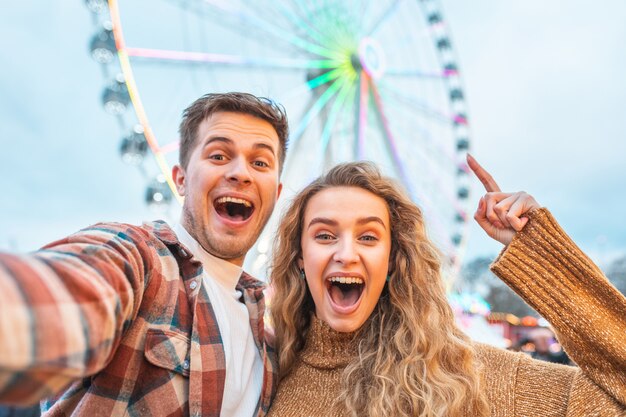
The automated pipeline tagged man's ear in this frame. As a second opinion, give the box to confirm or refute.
[172,165,186,197]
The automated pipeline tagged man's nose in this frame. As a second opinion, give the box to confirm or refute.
[226,157,252,184]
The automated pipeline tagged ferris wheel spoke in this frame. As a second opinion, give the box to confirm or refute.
[373,112,467,215]
[355,0,374,35]
[378,89,457,159]
[287,76,347,158]
[365,100,469,235]
[320,78,357,156]
[367,76,462,244]
[124,47,335,71]
[290,2,345,50]
[181,0,341,59]
[366,77,414,197]
[153,139,180,156]
[364,0,402,37]
[385,68,450,79]
[297,0,360,51]
[354,72,370,160]
[278,67,345,105]
[293,4,335,50]
[276,1,335,46]
[379,83,453,125]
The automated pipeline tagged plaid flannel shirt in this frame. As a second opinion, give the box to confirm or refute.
[0,221,277,416]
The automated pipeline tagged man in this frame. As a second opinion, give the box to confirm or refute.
[0,92,287,416]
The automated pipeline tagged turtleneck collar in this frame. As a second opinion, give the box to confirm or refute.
[299,315,360,369]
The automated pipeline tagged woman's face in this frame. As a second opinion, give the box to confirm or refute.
[299,186,391,332]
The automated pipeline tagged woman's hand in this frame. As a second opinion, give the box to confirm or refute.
[467,154,540,246]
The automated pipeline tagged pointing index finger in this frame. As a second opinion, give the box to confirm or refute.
[467,154,501,192]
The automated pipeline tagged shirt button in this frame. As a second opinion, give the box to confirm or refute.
[189,281,198,290]
[183,359,190,370]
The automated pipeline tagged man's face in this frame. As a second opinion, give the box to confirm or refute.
[173,111,282,266]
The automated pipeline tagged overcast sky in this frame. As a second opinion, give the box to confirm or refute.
[1,1,625,273]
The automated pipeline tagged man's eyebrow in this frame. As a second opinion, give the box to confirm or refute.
[307,216,387,230]
[202,137,276,156]
[253,142,277,156]
[203,136,233,147]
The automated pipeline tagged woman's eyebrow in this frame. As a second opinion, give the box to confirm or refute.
[356,216,387,230]
[307,216,386,230]
[307,217,337,229]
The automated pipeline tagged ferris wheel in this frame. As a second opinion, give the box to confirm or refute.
[86,0,473,275]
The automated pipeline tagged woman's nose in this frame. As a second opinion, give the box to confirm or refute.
[333,239,359,265]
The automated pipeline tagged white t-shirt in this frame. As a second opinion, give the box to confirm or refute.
[174,224,264,417]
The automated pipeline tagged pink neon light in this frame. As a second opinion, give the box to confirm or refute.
[357,72,369,159]
[126,47,244,64]
[368,78,400,165]
[454,114,468,125]
[158,140,180,155]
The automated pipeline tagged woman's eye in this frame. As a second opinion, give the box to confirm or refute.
[360,235,378,242]
[315,233,334,241]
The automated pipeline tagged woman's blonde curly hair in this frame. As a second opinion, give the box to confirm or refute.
[269,161,489,417]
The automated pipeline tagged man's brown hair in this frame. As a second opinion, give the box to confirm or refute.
[178,92,289,173]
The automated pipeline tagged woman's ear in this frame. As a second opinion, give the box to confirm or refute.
[297,257,304,269]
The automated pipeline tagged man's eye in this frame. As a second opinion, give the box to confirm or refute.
[209,154,225,161]
[253,160,269,168]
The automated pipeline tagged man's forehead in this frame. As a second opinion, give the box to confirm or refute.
[202,111,277,137]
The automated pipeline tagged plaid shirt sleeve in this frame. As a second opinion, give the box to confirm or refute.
[0,223,154,405]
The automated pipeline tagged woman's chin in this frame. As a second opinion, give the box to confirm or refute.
[318,311,367,333]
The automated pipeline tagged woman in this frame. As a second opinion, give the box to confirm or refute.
[267,158,625,417]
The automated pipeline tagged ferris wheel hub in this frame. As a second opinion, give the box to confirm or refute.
[357,37,386,79]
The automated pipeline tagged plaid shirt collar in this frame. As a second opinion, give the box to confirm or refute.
[147,220,276,415]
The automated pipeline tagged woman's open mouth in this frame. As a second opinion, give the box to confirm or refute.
[214,196,255,222]
[326,276,365,313]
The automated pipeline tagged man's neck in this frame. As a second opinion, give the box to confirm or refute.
[178,221,245,267]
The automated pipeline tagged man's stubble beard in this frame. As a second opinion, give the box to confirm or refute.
[182,207,264,262]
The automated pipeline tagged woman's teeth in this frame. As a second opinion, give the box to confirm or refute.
[328,276,364,284]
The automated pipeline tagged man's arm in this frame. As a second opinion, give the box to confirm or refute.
[0,223,153,405]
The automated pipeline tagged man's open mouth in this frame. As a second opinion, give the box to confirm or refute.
[326,276,365,308]
[214,196,255,221]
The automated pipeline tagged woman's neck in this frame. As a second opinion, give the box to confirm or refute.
[299,315,360,369]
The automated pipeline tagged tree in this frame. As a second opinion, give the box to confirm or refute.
[458,256,537,317]
[606,255,626,295]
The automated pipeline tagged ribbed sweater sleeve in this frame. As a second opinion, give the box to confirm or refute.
[490,207,626,414]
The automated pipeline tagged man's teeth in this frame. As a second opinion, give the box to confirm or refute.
[216,196,252,207]
[328,277,364,284]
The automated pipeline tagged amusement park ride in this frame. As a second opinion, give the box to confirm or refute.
[85,0,474,277]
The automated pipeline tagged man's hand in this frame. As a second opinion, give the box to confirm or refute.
[467,154,540,246]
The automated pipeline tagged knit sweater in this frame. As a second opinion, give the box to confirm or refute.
[267,208,626,416]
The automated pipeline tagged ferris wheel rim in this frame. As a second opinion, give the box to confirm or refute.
[101,0,473,271]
